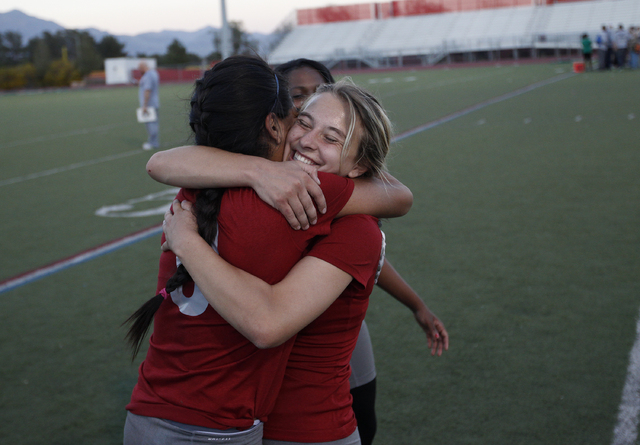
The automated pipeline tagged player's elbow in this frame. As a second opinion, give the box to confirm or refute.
[251,336,286,350]
[246,322,292,349]
[398,187,413,216]
[146,151,169,183]
[146,152,161,179]
[389,185,413,217]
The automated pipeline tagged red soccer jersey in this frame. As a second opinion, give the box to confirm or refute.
[263,214,382,442]
[127,172,354,430]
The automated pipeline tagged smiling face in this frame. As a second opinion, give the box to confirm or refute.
[284,92,368,178]
[287,66,327,111]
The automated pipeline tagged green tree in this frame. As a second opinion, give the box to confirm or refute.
[0,63,36,89]
[159,39,200,66]
[164,39,189,65]
[27,30,102,77]
[0,32,25,66]
[210,21,257,61]
[96,35,126,59]
[70,30,102,75]
[42,58,81,87]
[42,59,82,87]
[28,37,53,78]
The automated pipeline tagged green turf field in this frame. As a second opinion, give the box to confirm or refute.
[1,62,639,444]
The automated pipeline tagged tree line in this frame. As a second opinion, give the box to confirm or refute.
[0,21,264,90]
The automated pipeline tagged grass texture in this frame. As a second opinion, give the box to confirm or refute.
[1,63,639,444]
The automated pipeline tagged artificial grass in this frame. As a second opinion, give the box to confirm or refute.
[1,63,638,444]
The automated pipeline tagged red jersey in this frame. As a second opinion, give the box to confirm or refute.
[126,172,354,430]
[263,214,382,442]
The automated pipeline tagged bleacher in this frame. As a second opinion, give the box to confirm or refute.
[269,0,640,66]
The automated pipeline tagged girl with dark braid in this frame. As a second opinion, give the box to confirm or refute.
[162,80,388,445]
[123,57,411,445]
[153,59,449,445]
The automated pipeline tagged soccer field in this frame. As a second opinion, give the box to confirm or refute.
[1,62,639,444]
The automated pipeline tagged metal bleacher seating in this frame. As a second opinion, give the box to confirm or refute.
[268,0,640,66]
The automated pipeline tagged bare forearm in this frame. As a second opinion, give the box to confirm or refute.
[340,172,413,219]
[174,236,350,348]
[376,259,428,313]
[146,145,265,188]
[164,200,356,348]
[172,232,289,347]
[376,258,449,355]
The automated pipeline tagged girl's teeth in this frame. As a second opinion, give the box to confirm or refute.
[294,152,314,165]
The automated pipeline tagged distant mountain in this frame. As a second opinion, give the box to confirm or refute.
[0,9,275,58]
[84,27,222,58]
[0,9,64,41]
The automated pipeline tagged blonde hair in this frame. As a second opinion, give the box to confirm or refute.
[310,78,392,178]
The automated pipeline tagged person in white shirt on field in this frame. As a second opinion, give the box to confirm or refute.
[138,61,160,150]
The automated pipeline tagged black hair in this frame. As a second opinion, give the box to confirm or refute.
[275,58,335,84]
[124,55,292,360]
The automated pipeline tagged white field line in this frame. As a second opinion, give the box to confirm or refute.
[0,150,142,187]
[380,69,515,98]
[392,72,577,143]
[612,309,640,445]
[0,122,131,150]
[0,72,577,293]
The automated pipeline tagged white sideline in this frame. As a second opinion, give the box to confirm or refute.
[2,73,574,188]
[0,71,579,293]
[0,150,141,187]
[612,309,640,445]
[393,72,576,143]
[0,123,130,150]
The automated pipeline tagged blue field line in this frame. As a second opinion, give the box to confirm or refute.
[392,71,577,143]
[0,224,162,295]
[1,72,577,294]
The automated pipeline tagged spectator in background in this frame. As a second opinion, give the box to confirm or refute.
[581,33,593,71]
[613,24,631,69]
[629,26,640,69]
[138,61,160,150]
[597,25,613,70]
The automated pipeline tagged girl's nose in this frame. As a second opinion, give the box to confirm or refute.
[299,129,318,150]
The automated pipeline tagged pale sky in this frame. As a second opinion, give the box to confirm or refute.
[0,0,365,35]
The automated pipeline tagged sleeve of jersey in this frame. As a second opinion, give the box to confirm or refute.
[315,172,354,224]
[306,215,382,288]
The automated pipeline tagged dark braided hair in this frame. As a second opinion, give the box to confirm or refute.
[124,55,293,360]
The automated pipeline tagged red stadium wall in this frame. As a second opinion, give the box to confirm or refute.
[297,0,596,24]
[297,4,375,25]
[390,0,534,14]
[132,68,203,84]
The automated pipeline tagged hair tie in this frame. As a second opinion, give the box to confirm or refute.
[271,73,280,112]
[160,288,170,300]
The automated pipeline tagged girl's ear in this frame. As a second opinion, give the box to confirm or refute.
[346,162,369,179]
[265,113,283,145]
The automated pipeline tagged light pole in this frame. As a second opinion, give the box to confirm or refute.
[220,0,232,59]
